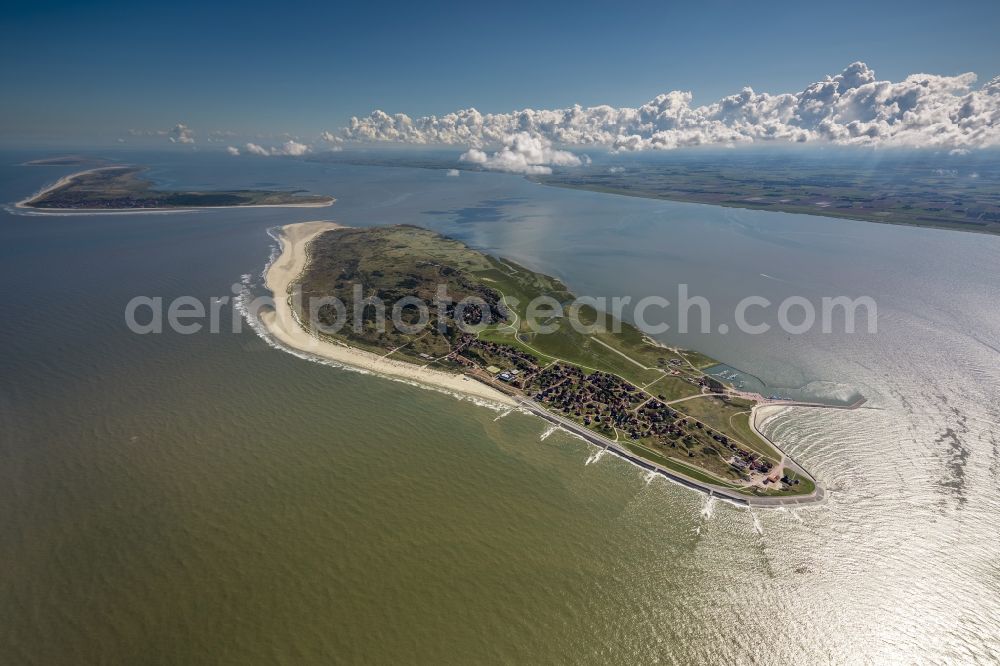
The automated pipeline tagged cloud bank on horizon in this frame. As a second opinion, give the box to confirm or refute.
[341,62,1000,165]
[226,132,342,157]
[459,133,588,174]
[236,140,312,157]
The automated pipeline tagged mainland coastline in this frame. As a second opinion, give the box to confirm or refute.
[260,221,833,506]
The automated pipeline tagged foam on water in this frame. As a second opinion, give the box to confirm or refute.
[260,227,283,280]
[539,425,560,441]
[750,509,764,535]
[701,495,717,520]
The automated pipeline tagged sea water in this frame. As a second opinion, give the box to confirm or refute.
[1,151,997,663]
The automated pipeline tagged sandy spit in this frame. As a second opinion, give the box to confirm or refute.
[15,167,117,209]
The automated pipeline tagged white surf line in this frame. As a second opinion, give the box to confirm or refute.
[750,509,764,535]
[493,408,513,422]
[540,425,560,441]
[701,495,717,520]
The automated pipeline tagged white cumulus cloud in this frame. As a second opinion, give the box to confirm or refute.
[242,140,311,157]
[168,123,195,144]
[319,130,344,151]
[274,140,310,156]
[460,132,583,174]
[245,142,270,156]
[226,146,240,156]
[340,62,1000,152]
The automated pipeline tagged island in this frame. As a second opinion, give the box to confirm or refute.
[18,166,335,211]
[261,222,839,505]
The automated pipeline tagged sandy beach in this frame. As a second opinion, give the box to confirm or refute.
[260,221,517,407]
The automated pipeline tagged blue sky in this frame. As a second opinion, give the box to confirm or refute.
[2,0,998,143]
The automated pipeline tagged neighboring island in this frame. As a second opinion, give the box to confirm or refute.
[263,222,836,505]
[19,166,335,211]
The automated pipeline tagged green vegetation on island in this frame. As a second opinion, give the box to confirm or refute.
[294,224,817,497]
[23,166,334,210]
